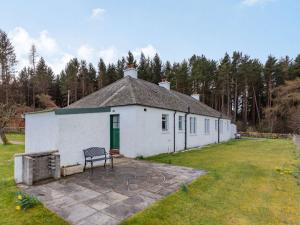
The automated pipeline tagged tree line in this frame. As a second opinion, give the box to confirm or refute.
[1,29,300,133]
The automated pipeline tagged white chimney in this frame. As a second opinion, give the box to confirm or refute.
[159,80,170,90]
[124,67,137,79]
[191,94,200,101]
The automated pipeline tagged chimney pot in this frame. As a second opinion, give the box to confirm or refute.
[159,80,170,90]
[124,67,137,79]
[191,93,200,101]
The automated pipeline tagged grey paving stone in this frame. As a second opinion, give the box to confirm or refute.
[139,190,163,200]
[59,203,97,224]
[96,191,128,205]
[21,158,205,225]
[102,202,140,219]
[45,196,77,208]
[77,212,120,225]
[68,188,101,202]
[84,197,110,211]
[145,184,164,193]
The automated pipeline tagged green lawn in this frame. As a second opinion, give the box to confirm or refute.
[0,144,69,225]
[121,139,300,225]
[6,133,25,142]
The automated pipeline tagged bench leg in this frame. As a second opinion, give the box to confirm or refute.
[84,160,86,172]
[104,158,106,168]
[111,157,113,168]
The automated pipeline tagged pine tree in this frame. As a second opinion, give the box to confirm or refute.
[87,63,97,93]
[217,53,231,113]
[151,53,162,84]
[34,57,54,95]
[28,44,38,107]
[106,64,118,85]
[78,60,88,98]
[0,29,17,104]
[138,53,151,81]
[97,58,107,88]
[264,55,278,108]
[116,58,125,79]
[126,51,137,67]
[290,54,300,79]
[61,58,79,104]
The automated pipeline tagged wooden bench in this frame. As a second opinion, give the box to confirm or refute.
[83,147,113,172]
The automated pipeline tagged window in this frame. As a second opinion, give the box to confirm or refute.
[190,117,196,134]
[112,115,119,128]
[162,114,169,131]
[215,120,218,131]
[219,120,223,134]
[178,116,184,131]
[205,119,210,134]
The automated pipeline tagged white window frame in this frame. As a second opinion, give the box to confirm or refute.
[190,117,196,134]
[215,120,218,132]
[162,114,169,132]
[205,119,210,135]
[178,116,184,131]
[219,120,223,134]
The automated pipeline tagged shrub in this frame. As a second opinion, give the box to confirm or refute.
[136,155,144,160]
[16,192,40,210]
[181,184,189,193]
[240,131,292,139]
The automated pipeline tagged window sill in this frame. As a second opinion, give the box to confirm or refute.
[162,131,170,134]
[189,133,197,136]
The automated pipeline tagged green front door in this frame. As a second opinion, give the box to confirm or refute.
[110,115,120,149]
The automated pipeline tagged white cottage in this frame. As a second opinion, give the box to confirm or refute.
[24,67,237,167]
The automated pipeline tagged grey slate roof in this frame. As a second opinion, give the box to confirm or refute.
[67,76,227,118]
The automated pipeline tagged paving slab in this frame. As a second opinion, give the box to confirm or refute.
[77,212,120,225]
[20,158,205,225]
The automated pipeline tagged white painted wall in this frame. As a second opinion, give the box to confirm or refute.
[57,112,110,166]
[119,106,234,158]
[14,155,23,183]
[25,111,58,153]
[24,105,236,168]
[231,123,237,138]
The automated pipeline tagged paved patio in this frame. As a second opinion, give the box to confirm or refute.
[20,158,205,225]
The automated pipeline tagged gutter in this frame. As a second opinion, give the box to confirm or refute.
[184,107,190,150]
[218,114,222,143]
[173,111,177,152]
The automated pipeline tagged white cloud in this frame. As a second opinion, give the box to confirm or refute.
[49,53,74,74]
[132,45,158,59]
[98,46,118,64]
[8,27,160,75]
[37,30,58,54]
[91,8,106,18]
[9,27,65,74]
[77,44,95,61]
[241,0,274,6]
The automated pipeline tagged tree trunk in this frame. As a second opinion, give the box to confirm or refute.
[243,79,248,124]
[0,128,9,145]
[234,79,238,122]
[252,86,261,124]
[227,77,230,116]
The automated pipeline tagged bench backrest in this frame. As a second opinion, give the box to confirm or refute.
[83,147,107,158]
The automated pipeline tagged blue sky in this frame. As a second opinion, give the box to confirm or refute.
[1,0,299,73]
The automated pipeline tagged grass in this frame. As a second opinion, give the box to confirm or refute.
[121,139,300,225]
[0,144,69,225]
[6,133,25,142]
